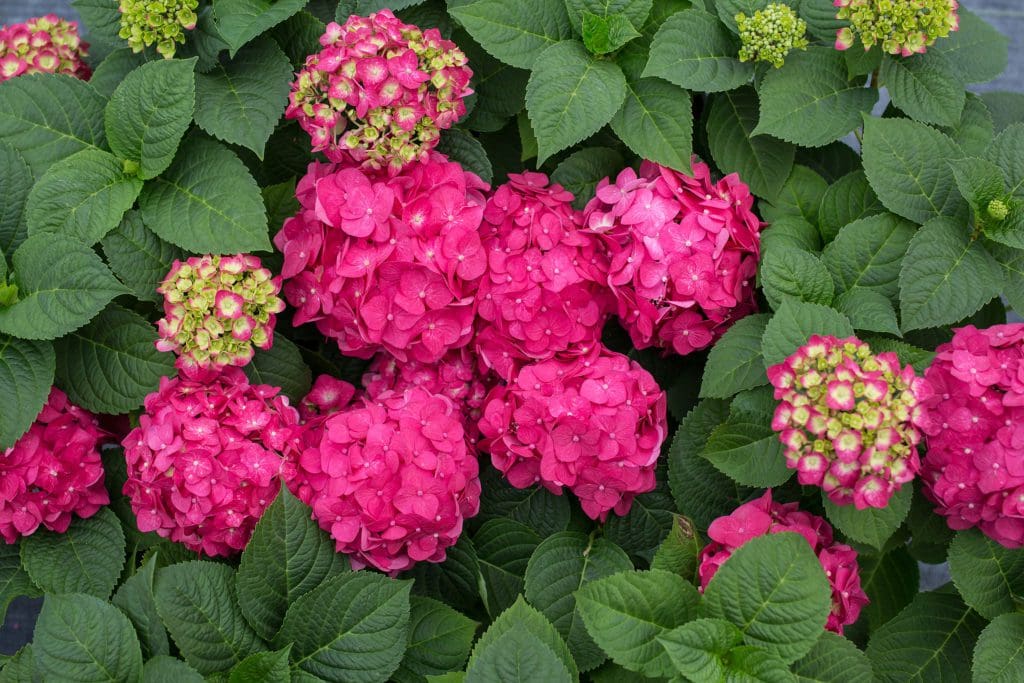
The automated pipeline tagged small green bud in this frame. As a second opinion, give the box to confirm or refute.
[0,282,19,307]
[736,3,809,69]
[122,158,140,176]
[987,198,1010,222]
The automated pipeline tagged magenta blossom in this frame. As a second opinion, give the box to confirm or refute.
[285,386,481,574]
[0,388,108,543]
[478,344,667,521]
[0,15,89,81]
[122,367,300,557]
[920,324,1024,548]
[582,159,762,356]
[274,153,488,364]
[699,490,868,634]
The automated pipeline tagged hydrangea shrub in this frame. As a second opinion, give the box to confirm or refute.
[0,1,1021,682]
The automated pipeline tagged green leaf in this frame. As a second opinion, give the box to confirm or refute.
[856,547,920,634]
[395,597,477,683]
[581,13,640,54]
[473,518,542,617]
[948,528,1024,620]
[942,93,995,156]
[272,11,326,68]
[154,561,266,674]
[0,144,32,258]
[798,0,846,41]
[436,128,494,185]
[275,572,412,683]
[755,48,878,148]
[100,211,184,303]
[142,655,205,682]
[0,543,36,625]
[822,485,913,550]
[656,618,743,681]
[0,335,54,450]
[761,248,834,308]
[704,532,832,663]
[0,645,38,683]
[834,288,901,336]
[706,87,794,202]
[138,135,270,253]
[525,533,633,671]
[949,156,1006,216]
[449,0,572,70]
[700,313,770,399]
[54,304,175,414]
[213,0,307,55]
[762,166,829,228]
[525,41,626,164]
[761,299,854,366]
[821,213,916,301]
[972,613,1024,683]
[0,234,128,341]
[564,0,653,32]
[194,38,292,158]
[932,9,1009,85]
[25,148,142,245]
[460,35,530,133]
[865,591,986,683]
[791,632,872,683]
[602,484,677,562]
[610,73,693,174]
[404,536,481,614]
[242,335,313,405]
[651,515,701,582]
[982,92,1024,134]
[644,9,753,92]
[229,646,291,683]
[862,116,967,224]
[89,49,151,98]
[988,240,1024,314]
[33,593,143,683]
[465,597,577,683]
[71,0,123,48]
[701,409,790,488]
[550,147,624,209]
[476,469,570,538]
[576,569,701,677]
[21,507,125,599]
[105,58,197,180]
[0,74,107,175]
[112,555,169,660]
[899,216,1003,331]
[987,123,1024,199]
[720,646,795,683]
[881,52,965,127]
[236,486,347,641]
[818,170,885,244]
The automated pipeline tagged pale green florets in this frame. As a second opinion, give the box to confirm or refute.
[736,3,809,69]
[834,0,960,56]
[118,0,198,59]
[987,198,1010,222]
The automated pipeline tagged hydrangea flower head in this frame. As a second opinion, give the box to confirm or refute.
[300,374,358,421]
[286,10,473,172]
[478,344,667,521]
[737,3,809,68]
[156,254,285,376]
[118,0,198,59]
[0,15,90,81]
[767,335,925,509]
[0,389,108,543]
[285,387,481,573]
[122,367,300,557]
[582,159,762,356]
[274,154,488,364]
[919,324,1024,548]
[699,490,868,634]
[834,0,959,56]
[474,172,612,379]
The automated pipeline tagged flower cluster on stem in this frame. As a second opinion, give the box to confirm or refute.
[117,0,198,59]
[736,3,809,68]
[834,0,960,56]
[0,15,89,81]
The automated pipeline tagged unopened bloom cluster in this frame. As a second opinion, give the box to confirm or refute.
[117,0,198,59]
[834,0,960,56]
[478,346,667,521]
[699,490,868,634]
[582,159,762,356]
[286,386,481,573]
[156,254,285,377]
[919,324,1024,548]
[0,389,108,544]
[122,368,299,557]
[475,172,611,380]
[736,3,809,68]
[768,335,925,509]
[274,155,488,364]
[287,10,473,172]
[0,15,89,82]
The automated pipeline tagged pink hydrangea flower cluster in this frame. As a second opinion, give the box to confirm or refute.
[286,10,473,172]
[768,335,925,509]
[478,345,667,521]
[0,15,90,82]
[582,159,762,356]
[919,324,1024,548]
[274,154,488,364]
[699,490,868,634]
[474,172,612,380]
[285,386,481,574]
[122,367,300,557]
[156,254,285,377]
[0,389,108,544]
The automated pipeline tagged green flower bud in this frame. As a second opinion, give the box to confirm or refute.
[118,0,199,59]
[736,3,809,69]
[987,198,1010,222]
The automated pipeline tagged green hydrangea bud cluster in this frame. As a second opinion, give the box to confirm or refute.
[834,0,960,56]
[118,0,198,59]
[736,3,809,69]
[987,198,1010,222]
